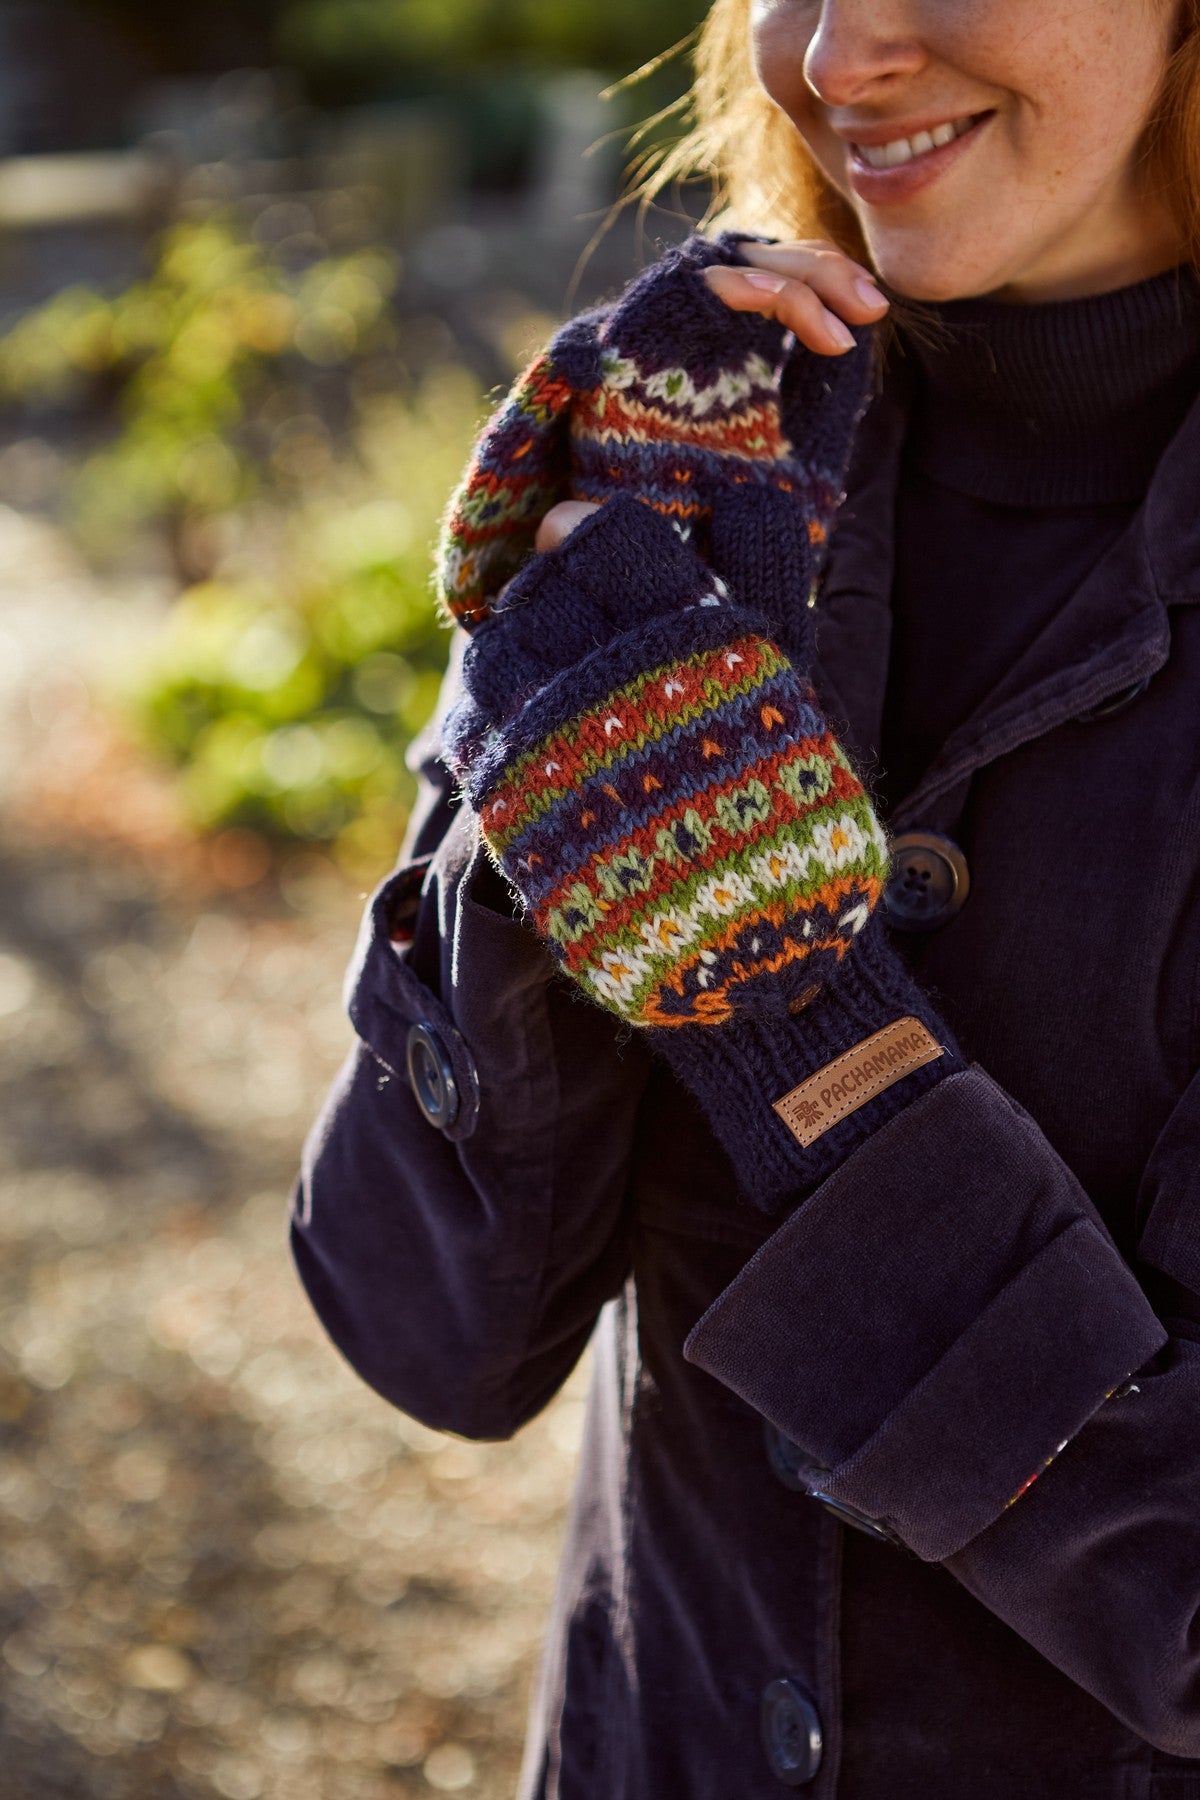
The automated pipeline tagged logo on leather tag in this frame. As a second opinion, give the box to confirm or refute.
[773,1016,944,1148]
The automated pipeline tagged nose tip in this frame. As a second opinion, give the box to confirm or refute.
[802,9,925,105]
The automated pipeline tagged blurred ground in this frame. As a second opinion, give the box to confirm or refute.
[0,503,584,1799]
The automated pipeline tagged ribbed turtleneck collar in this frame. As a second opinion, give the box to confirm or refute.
[890,262,1200,505]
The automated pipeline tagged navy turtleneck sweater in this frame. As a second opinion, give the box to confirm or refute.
[876,262,1200,815]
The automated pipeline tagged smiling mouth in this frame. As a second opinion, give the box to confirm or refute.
[851,112,991,170]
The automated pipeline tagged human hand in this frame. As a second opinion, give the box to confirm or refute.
[700,237,890,355]
[437,232,880,642]
[445,497,891,1030]
[444,494,962,1204]
[525,239,890,555]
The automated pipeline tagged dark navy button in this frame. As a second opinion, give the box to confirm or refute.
[406,1021,460,1130]
[763,1421,829,1493]
[809,1490,903,1547]
[1076,674,1151,722]
[761,1678,823,1787]
[883,831,970,933]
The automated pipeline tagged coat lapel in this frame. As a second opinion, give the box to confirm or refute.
[814,347,1200,834]
[809,354,906,778]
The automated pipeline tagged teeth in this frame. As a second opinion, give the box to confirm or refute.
[855,113,978,170]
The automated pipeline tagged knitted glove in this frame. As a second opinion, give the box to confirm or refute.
[437,231,874,641]
[444,495,966,1211]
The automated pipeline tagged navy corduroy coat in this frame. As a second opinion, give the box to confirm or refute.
[291,350,1200,1799]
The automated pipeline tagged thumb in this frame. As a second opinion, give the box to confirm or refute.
[534,500,601,554]
[778,324,876,520]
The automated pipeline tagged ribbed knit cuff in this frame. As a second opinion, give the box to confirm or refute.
[648,922,965,1210]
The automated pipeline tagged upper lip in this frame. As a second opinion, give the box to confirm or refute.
[833,111,988,148]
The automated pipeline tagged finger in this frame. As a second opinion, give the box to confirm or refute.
[736,239,890,321]
[489,509,585,612]
[702,264,870,357]
[465,496,718,719]
[534,499,601,554]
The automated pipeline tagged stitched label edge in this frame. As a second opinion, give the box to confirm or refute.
[773,1016,944,1148]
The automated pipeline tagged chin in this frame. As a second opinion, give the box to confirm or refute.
[866,249,1005,305]
[886,274,987,302]
[853,220,1017,303]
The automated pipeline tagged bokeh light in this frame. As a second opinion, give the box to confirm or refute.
[0,4,706,1793]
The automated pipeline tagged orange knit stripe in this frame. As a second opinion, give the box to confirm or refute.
[483,636,788,830]
[637,883,882,1027]
[576,391,789,460]
[545,768,867,974]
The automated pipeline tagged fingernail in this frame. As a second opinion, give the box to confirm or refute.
[827,315,857,350]
[739,270,789,293]
[854,276,889,308]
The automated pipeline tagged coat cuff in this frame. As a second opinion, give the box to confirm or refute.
[682,1066,1167,1559]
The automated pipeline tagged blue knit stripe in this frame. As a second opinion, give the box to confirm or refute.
[571,437,836,502]
[457,602,778,803]
[499,673,831,901]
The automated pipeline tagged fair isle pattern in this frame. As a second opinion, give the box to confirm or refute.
[597,347,780,416]
[438,351,579,628]
[478,634,890,1027]
[570,344,840,547]
[437,332,838,628]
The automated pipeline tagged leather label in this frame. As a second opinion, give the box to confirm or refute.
[773,1016,945,1147]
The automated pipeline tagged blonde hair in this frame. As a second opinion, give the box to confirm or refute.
[637,0,1200,274]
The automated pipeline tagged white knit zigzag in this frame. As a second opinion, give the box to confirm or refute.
[584,809,889,1014]
[598,349,780,419]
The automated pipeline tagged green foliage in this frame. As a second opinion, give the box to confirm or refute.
[0,218,400,566]
[128,369,480,878]
[0,217,491,875]
[274,1,708,192]
[277,0,708,77]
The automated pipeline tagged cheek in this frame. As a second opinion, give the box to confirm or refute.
[998,5,1172,187]
[750,1,817,120]
[748,0,1175,217]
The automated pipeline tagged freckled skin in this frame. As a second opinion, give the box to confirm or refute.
[537,0,1189,546]
[751,0,1186,300]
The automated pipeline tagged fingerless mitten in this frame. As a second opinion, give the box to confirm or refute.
[437,231,875,639]
[446,500,965,1208]
[439,233,965,1209]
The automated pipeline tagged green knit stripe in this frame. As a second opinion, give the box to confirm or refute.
[539,785,883,951]
[534,761,878,950]
[557,805,888,1021]
[482,635,792,853]
[540,796,889,1020]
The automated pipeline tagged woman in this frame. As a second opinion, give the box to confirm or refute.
[291,0,1200,1792]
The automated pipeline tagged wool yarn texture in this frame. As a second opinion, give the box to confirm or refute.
[445,498,964,1206]
[438,238,964,1206]
[453,499,888,1024]
[437,231,877,638]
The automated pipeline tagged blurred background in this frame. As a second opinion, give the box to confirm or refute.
[0,2,710,1795]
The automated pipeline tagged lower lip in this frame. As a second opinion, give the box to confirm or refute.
[847,112,993,205]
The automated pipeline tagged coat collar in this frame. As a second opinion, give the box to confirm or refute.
[814,352,1200,834]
